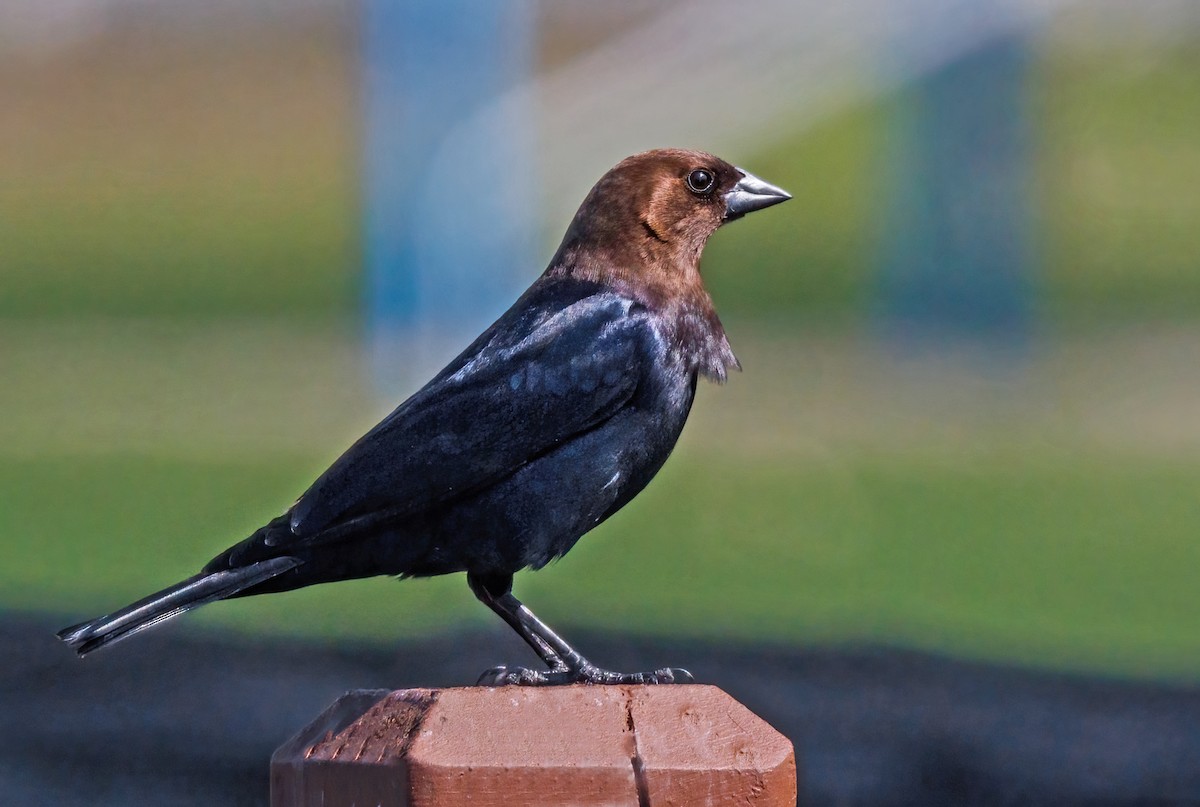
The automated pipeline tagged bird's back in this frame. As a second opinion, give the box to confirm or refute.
[214,276,698,591]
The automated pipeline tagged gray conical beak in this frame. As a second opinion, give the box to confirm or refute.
[723,169,791,221]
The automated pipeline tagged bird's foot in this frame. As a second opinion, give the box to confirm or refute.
[477,663,693,687]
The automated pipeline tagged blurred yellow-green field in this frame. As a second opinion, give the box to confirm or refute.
[2,13,1198,681]
[3,20,1199,320]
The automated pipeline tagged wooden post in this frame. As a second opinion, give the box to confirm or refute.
[271,685,797,806]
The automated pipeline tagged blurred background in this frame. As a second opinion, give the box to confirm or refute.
[2,0,1199,803]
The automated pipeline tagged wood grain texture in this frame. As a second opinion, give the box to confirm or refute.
[271,685,795,807]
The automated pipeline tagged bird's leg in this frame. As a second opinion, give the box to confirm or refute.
[468,572,568,680]
[468,573,692,687]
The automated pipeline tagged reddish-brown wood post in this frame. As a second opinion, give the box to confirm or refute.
[271,685,797,806]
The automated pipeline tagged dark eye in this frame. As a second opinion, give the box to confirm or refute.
[686,168,715,194]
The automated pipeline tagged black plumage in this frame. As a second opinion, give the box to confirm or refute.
[59,148,789,684]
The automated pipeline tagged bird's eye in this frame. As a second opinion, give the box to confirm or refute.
[686,168,716,195]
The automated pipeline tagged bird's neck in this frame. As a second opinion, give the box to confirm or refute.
[546,244,739,383]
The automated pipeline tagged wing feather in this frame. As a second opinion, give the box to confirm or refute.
[285,293,650,543]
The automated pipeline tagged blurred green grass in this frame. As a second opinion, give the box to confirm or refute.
[1033,41,1200,321]
[5,448,1198,680]
[2,35,1198,320]
[0,22,358,320]
[2,27,1198,682]
[704,40,1200,322]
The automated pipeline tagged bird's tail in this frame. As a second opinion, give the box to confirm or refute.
[56,556,300,657]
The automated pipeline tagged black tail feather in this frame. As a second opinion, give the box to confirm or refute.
[57,556,300,657]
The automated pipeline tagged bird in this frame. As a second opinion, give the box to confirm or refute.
[58,148,790,685]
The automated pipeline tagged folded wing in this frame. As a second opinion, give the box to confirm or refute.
[282,293,650,550]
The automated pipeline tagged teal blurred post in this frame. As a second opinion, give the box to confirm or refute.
[877,35,1034,343]
[361,0,537,394]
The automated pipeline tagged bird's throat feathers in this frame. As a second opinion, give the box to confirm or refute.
[546,246,739,383]
[541,148,755,383]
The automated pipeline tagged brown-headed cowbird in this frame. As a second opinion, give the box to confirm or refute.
[58,149,789,685]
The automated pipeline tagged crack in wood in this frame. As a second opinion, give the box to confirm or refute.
[625,690,651,807]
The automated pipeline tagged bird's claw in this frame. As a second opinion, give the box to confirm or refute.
[629,666,694,685]
[477,664,693,687]
[477,666,574,686]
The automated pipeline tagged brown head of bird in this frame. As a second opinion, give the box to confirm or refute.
[547,148,791,381]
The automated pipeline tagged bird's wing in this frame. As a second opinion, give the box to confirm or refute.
[285,293,651,543]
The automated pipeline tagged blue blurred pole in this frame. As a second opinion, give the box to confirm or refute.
[876,34,1034,345]
[361,0,537,395]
